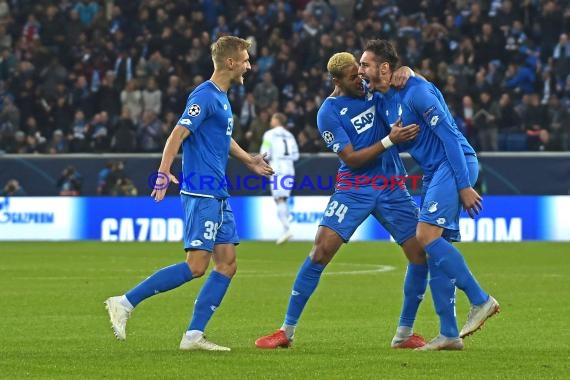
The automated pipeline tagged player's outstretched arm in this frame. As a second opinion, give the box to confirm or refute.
[390,66,429,88]
[390,66,414,88]
[151,125,188,202]
[230,138,275,176]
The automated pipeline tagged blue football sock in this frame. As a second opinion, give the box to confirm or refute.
[398,263,428,328]
[125,262,193,307]
[424,237,488,305]
[284,256,326,326]
[188,271,231,332]
[428,256,458,337]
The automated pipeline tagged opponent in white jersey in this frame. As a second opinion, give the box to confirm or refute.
[260,112,299,244]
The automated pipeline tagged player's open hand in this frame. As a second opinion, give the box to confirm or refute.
[248,153,275,177]
[390,66,413,88]
[388,119,419,143]
[151,171,179,202]
[459,187,483,218]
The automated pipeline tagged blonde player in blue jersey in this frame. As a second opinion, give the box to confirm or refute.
[104,36,273,351]
[255,52,429,349]
[360,39,500,350]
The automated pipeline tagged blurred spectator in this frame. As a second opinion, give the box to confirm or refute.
[461,95,475,142]
[97,160,133,195]
[142,76,162,116]
[253,72,279,111]
[74,0,100,27]
[497,93,521,132]
[57,166,83,196]
[473,91,501,151]
[97,161,114,195]
[553,33,570,82]
[121,79,142,123]
[46,129,68,154]
[69,110,89,152]
[523,93,549,151]
[162,75,185,116]
[246,109,270,152]
[504,60,536,95]
[136,110,162,152]
[90,111,110,152]
[239,92,256,131]
[1,179,26,196]
[110,107,137,152]
[297,128,320,153]
[0,95,20,131]
[95,71,121,122]
[0,0,567,155]
[546,94,570,151]
[113,177,138,196]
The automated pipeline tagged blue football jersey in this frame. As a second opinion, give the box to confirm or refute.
[317,87,406,190]
[177,80,234,198]
[380,77,476,190]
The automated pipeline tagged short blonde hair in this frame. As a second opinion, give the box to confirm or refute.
[211,36,251,67]
[327,52,357,78]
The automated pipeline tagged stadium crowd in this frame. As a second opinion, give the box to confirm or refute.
[0,0,569,155]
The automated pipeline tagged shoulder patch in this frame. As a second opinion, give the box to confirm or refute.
[322,130,334,144]
[422,105,436,119]
[187,104,201,117]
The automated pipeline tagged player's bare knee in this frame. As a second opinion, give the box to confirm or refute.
[401,237,426,264]
[189,263,208,278]
[416,224,442,248]
[214,262,237,278]
[309,242,336,265]
[415,231,431,248]
[185,255,209,278]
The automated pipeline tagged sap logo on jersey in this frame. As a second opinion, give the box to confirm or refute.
[350,106,375,134]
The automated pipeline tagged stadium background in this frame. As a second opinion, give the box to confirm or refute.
[0,0,569,242]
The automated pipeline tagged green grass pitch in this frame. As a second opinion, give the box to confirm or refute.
[1,241,569,379]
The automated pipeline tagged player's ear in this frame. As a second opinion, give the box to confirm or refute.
[225,57,234,70]
[331,76,340,87]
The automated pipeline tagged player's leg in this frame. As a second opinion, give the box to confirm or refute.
[273,178,293,244]
[255,226,343,348]
[412,222,463,351]
[256,191,371,348]
[415,233,465,350]
[393,237,429,348]
[275,196,293,245]
[372,189,427,349]
[181,198,239,351]
[417,158,498,343]
[104,195,211,340]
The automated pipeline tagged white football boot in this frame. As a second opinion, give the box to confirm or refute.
[104,296,131,340]
[179,334,231,351]
[460,296,500,338]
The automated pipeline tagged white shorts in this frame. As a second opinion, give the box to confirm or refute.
[267,173,294,199]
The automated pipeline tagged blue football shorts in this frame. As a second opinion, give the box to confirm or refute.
[419,154,479,241]
[181,194,240,252]
[319,186,419,244]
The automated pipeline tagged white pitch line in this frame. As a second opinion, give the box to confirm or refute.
[10,264,396,281]
[237,264,395,278]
